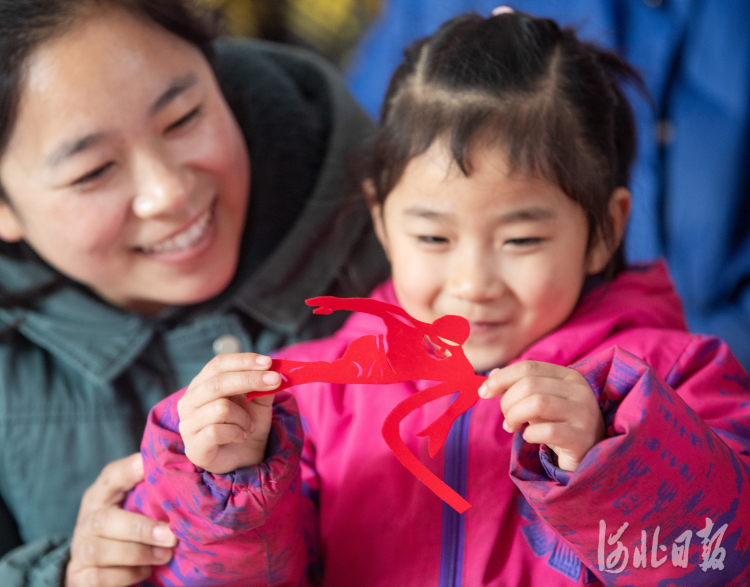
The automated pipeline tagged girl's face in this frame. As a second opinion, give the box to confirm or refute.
[0,6,249,314]
[372,139,621,372]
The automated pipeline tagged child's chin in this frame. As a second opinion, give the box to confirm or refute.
[466,348,510,373]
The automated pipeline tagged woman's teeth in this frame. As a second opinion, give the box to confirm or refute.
[142,209,211,254]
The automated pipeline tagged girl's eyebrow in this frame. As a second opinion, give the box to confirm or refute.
[497,206,557,224]
[403,205,557,223]
[46,73,198,169]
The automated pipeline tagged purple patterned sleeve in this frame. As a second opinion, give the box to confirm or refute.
[124,389,308,587]
[510,343,750,586]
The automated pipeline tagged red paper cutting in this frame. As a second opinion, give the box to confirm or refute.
[246,297,487,513]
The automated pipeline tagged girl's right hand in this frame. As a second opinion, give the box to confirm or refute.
[176,353,281,474]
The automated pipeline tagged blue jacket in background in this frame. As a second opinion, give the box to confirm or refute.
[346,0,750,371]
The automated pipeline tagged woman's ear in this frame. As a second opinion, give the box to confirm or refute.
[586,187,632,274]
[0,200,24,243]
[364,179,391,261]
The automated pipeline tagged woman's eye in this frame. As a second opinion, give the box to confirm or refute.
[72,162,113,186]
[506,237,542,247]
[166,106,202,133]
[417,235,449,245]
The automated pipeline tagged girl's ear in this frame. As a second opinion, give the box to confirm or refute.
[364,179,391,261]
[0,200,24,243]
[586,187,632,274]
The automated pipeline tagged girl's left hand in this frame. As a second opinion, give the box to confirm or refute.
[478,361,606,472]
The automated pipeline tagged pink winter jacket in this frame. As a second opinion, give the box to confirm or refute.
[126,263,750,586]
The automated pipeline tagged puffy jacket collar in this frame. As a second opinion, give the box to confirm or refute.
[338,261,687,369]
[517,262,687,366]
[0,245,152,382]
[0,278,154,384]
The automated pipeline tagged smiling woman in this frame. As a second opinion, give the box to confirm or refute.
[0,0,387,585]
[0,5,250,313]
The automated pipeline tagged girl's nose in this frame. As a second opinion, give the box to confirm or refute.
[132,153,193,218]
[447,245,504,303]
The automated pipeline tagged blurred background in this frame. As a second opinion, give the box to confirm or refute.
[200,0,382,67]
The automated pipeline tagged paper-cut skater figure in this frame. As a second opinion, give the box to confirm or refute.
[247,297,487,513]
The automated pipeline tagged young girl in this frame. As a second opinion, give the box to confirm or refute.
[126,10,750,586]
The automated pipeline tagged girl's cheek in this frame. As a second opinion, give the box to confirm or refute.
[510,259,567,315]
[393,258,432,297]
[392,253,445,318]
[533,263,585,325]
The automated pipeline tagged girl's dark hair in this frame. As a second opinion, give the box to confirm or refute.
[367,11,644,279]
[0,0,219,309]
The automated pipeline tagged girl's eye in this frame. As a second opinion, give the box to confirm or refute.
[72,162,114,187]
[506,237,542,247]
[166,106,202,133]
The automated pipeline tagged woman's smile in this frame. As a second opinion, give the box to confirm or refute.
[139,201,215,258]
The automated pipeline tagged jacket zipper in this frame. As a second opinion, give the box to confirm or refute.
[438,405,473,587]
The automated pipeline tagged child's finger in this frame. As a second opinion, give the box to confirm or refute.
[179,398,256,438]
[520,421,561,445]
[502,393,568,433]
[247,393,276,408]
[522,421,589,452]
[520,422,591,468]
[191,353,273,388]
[191,423,248,455]
[499,375,571,417]
[478,361,573,398]
[181,369,281,410]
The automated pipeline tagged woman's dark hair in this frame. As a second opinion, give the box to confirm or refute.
[366,11,644,279]
[0,0,219,310]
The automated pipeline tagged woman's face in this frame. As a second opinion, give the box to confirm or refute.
[0,5,250,313]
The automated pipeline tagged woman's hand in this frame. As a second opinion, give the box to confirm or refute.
[66,453,177,587]
[478,361,606,471]
[177,353,280,474]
